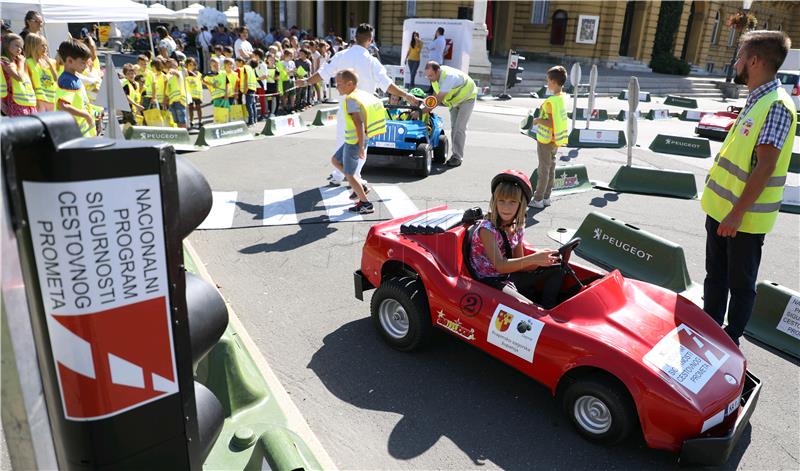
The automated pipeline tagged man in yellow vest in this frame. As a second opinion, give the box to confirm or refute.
[701,31,796,346]
[331,68,386,214]
[423,61,477,167]
[531,66,569,208]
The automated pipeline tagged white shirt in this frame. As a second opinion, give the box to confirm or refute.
[197,30,212,50]
[429,35,446,64]
[317,45,394,146]
[234,38,253,59]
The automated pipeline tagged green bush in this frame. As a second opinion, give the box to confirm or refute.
[650,53,691,76]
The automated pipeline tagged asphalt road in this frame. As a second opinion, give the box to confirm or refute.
[186,94,799,470]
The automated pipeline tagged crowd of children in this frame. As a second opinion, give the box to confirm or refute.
[1,30,337,134]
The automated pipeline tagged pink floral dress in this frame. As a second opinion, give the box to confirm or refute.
[469,219,524,284]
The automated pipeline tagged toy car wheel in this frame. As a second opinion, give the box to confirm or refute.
[370,275,432,351]
[562,376,636,445]
[414,143,433,177]
[433,133,448,164]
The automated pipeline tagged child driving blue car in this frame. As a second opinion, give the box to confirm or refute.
[468,170,565,308]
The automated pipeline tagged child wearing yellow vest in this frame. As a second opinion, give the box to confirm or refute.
[235,56,258,125]
[166,58,188,129]
[24,33,58,112]
[264,53,279,117]
[55,38,101,137]
[138,53,156,109]
[1,33,37,116]
[204,58,230,123]
[120,63,144,125]
[331,69,387,215]
[185,57,203,128]
[153,57,168,110]
[223,58,238,106]
[531,66,569,209]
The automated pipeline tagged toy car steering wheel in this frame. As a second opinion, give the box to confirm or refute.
[558,237,581,266]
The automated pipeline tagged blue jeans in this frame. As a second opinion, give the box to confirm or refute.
[169,102,186,125]
[245,91,257,125]
[703,215,765,340]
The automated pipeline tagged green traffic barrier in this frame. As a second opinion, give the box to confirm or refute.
[617,90,651,102]
[664,95,698,109]
[548,212,695,294]
[311,106,338,126]
[195,121,255,147]
[616,110,641,121]
[535,84,577,98]
[531,164,592,196]
[568,108,609,121]
[646,109,671,120]
[678,110,710,121]
[261,113,309,136]
[649,134,711,158]
[745,281,800,360]
[608,165,697,199]
[789,152,800,174]
[567,129,626,148]
[122,125,203,152]
[184,249,326,470]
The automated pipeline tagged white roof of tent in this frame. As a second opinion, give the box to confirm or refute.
[174,3,204,20]
[147,3,179,20]
[0,0,149,25]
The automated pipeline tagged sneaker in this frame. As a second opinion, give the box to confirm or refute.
[349,184,370,200]
[543,199,552,207]
[348,201,374,214]
[530,200,545,209]
[446,158,462,167]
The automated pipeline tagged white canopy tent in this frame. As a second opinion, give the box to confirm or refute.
[224,6,239,27]
[1,0,150,53]
[147,3,179,21]
[174,3,204,21]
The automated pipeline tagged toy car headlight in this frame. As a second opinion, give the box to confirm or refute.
[397,127,405,135]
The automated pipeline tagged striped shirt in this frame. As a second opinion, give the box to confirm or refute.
[740,79,794,150]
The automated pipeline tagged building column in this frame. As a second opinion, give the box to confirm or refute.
[469,0,492,86]
[265,0,272,31]
[317,0,324,37]
[287,0,298,28]
[369,0,376,28]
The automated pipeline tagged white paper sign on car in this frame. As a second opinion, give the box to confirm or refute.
[487,304,544,362]
[644,324,729,394]
[775,295,800,340]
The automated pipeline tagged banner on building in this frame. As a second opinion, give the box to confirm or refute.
[401,19,473,86]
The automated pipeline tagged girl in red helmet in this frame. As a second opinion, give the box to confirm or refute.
[468,170,564,308]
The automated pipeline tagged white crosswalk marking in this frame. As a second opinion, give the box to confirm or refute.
[198,191,238,229]
[373,185,419,218]
[262,189,298,226]
[320,186,364,222]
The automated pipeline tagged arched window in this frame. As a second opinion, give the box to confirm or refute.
[727,25,736,47]
[550,10,567,45]
[778,23,783,31]
[763,18,769,30]
[710,11,720,44]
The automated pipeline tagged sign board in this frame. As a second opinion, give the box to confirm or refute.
[571,108,608,121]
[384,65,406,88]
[618,90,651,102]
[649,134,712,158]
[679,110,711,122]
[617,110,641,121]
[647,109,671,120]
[664,95,698,109]
[567,129,626,148]
[196,121,255,146]
[23,176,178,420]
[531,164,592,196]
[260,113,308,137]
[401,19,473,86]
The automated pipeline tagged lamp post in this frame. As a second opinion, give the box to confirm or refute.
[725,0,755,83]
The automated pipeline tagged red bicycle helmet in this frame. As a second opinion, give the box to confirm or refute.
[491,170,533,205]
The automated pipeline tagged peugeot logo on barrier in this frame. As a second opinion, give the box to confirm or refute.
[592,228,654,261]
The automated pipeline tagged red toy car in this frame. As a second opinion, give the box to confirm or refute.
[695,106,742,140]
[354,205,761,466]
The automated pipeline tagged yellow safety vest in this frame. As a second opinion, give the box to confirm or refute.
[186,74,202,100]
[10,71,36,107]
[26,57,57,104]
[239,65,257,93]
[56,83,97,137]
[536,94,569,145]
[84,58,101,93]
[121,78,141,106]
[296,65,307,79]
[204,73,226,100]
[701,87,797,234]
[143,67,155,98]
[155,72,167,104]
[344,89,386,144]
[166,71,187,106]
[266,68,276,83]
[225,71,238,97]
[431,66,477,109]
[0,69,7,99]
[276,61,289,82]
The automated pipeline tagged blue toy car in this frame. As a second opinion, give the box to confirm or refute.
[366,105,449,177]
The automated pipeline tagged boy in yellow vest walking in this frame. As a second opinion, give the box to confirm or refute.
[531,66,569,209]
[331,69,387,214]
[55,38,100,137]
[701,31,796,346]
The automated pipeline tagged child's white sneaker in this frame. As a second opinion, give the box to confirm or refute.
[543,199,552,207]
[530,200,545,209]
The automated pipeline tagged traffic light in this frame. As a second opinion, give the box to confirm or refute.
[1,112,227,469]
[499,50,525,100]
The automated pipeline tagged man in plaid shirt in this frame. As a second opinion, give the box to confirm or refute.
[701,30,797,346]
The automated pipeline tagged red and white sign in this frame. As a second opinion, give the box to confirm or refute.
[23,176,177,421]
